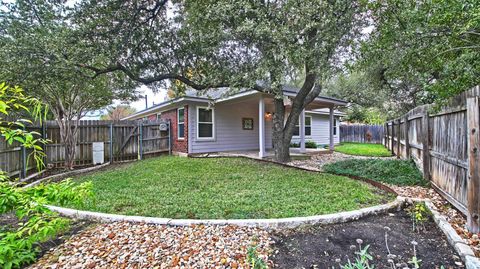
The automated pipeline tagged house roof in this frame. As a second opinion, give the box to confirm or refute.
[123,86,347,120]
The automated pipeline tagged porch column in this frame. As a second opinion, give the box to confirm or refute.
[329,106,335,152]
[258,95,266,158]
[300,109,306,153]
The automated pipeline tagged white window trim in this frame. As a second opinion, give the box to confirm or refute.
[293,115,312,138]
[334,118,338,136]
[156,113,162,120]
[177,108,185,140]
[196,106,215,140]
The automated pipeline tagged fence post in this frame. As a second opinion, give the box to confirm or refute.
[422,109,431,180]
[390,121,395,153]
[396,119,401,158]
[109,123,113,164]
[138,122,143,160]
[42,122,47,168]
[404,115,410,159]
[467,96,480,232]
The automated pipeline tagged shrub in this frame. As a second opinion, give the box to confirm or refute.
[290,140,317,148]
[0,83,93,268]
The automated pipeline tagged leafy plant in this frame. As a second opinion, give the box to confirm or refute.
[247,245,268,269]
[340,239,374,269]
[0,83,93,268]
[407,202,431,232]
[290,140,318,149]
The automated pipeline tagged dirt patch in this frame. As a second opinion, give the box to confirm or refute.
[271,211,462,268]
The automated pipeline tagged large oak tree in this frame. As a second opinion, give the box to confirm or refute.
[77,0,365,162]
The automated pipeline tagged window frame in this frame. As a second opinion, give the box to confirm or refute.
[196,106,215,140]
[333,118,337,136]
[293,115,312,137]
[177,108,185,140]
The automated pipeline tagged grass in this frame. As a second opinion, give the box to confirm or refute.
[323,159,427,186]
[333,142,392,157]
[63,157,393,219]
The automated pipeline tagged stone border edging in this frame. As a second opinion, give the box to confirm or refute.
[23,162,111,188]
[47,197,405,230]
[422,200,480,268]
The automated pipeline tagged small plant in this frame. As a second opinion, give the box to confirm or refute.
[247,245,268,269]
[407,202,431,232]
[407,241,422,268]
[340,239,374,269]
[290,141,317,149]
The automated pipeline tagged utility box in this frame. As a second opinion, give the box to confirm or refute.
[92,142,104,165]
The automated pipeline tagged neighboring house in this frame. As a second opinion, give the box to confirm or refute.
[123,86,347,157]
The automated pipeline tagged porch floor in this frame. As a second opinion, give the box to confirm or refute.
[202,148,330,160]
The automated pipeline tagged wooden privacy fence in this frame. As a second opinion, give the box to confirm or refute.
[384,86,480,232]
[0,120,171,179]
[340,124,384,144]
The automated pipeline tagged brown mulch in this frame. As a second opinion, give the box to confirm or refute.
[28,223,272,269]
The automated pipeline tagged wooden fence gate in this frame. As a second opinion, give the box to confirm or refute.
[0,120,171,178]
[384,86,480,232]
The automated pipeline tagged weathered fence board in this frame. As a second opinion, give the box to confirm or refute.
[385,86,480,232]
[0,120,171,178]
[340,124,384,144]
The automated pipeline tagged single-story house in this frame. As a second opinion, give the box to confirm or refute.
[123,86,347,157]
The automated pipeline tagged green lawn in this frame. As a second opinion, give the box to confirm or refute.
[64,157,393,219]
[333,142,392,157]
[323,159,427,186]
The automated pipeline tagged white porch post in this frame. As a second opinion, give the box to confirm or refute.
[300,109,306,153]
[329,106,335,152]
[259,95,266,158]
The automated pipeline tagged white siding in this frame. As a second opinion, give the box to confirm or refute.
[189,102,273,153]
[291,113,340,146]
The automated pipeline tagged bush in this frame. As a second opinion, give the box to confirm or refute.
[323,159,427,186]
[0,83,93,268]
[290,140,317,148]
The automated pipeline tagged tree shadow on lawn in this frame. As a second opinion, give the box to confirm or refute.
[271,210,462,268]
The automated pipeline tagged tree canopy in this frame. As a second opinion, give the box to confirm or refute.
[358,0,480,105]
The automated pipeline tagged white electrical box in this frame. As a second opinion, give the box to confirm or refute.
[92,142,104,165]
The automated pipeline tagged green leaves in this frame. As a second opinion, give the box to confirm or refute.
[0,179,93,268]
[359,0,480,105]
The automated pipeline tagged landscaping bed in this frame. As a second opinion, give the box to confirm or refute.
[271,210,462,268]
[333,142,393,157]
[323,158,428,186]
[63,156,394,219]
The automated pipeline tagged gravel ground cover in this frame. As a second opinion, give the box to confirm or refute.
[28,222,273,269]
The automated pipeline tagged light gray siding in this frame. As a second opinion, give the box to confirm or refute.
[189,102,273,153]
[290,113,340,146]
[188,104,338,154]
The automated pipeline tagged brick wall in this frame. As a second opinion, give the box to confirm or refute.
[158,106,188,153]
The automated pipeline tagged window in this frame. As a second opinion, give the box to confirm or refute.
[293,116,312,136]
[333,119,337,135]
[197,107,214,139]
[156,113,162,120]
[177,108,184,139]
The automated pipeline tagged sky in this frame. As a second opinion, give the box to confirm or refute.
[83,86,168,120]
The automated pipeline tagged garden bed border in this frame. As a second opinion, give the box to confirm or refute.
[47,196,405,229]
[422,200,480,268]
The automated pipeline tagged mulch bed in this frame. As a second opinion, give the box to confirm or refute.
[271,210,462,268]
[27,222,272,269]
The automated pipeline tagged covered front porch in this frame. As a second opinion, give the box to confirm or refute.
[254,91,346,159]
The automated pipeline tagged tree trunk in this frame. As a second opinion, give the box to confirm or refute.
[272,97,291,162]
